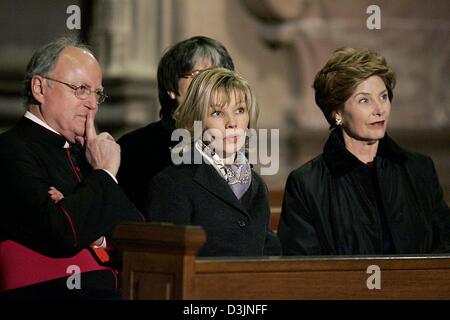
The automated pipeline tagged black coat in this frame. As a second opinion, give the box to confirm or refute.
[117,117,177,213]
[0,117,144,298]
[278,128,450,255]
[144,158,281,257]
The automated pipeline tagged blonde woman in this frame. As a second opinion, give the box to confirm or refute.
[144,68,281,257]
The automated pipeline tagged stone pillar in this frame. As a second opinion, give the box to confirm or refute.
[89,0,177,133]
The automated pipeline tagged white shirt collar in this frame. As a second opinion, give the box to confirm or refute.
[24,111,70,148]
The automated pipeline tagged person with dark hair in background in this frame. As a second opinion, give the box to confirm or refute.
[0,37,144,299]
[117,36,235,213]
[144,68,280,257]
[278,47,450,256]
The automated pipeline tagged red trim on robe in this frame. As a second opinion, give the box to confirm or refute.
[59,205,78,248]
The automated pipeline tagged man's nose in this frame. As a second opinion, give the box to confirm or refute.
[84,94,98,110]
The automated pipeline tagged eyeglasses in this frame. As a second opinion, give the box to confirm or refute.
[42,76,108,104]
[179,69,203,79]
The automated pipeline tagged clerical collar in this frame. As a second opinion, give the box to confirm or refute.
[24,111,69,148]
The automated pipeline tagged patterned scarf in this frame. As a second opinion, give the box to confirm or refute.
[195,140,251,199]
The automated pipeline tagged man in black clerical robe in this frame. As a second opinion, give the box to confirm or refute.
[0,37,144,299]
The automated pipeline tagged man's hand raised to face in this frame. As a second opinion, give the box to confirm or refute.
[82,111,121,177]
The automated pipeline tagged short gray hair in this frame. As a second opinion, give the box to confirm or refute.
[23,37,93,106]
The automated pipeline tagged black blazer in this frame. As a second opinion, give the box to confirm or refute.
[117,117,177,213]
[0,117,144,298]
[278,128,450,255]
[144,159,281,257]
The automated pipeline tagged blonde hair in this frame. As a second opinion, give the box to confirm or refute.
[174,67,258,139]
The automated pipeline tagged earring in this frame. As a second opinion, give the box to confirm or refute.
[168,92,176,100]
[335,118,343,126]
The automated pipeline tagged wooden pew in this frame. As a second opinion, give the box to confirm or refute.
[114,223,450,300]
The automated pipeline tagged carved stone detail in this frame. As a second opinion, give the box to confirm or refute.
[244,0,450,130]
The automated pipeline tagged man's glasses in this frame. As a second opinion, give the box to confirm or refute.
[179,69,203,79]
[42,76,108,104]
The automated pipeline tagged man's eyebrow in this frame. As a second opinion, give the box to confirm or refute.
[77,81,103,89]
[83,83,104,92]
